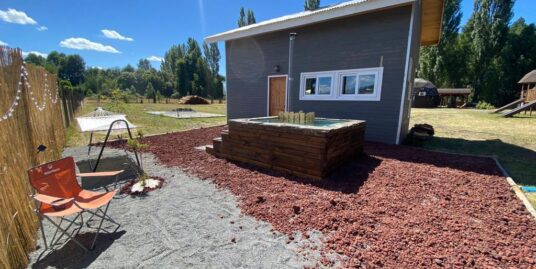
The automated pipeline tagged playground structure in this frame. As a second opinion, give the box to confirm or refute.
[492,70,536,117]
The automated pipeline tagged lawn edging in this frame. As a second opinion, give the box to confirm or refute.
[493,157,536,220]
[419,147,536,220]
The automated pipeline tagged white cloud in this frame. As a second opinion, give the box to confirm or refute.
[60,37,121,53]
[22,51,48,58]
[146,56,163,62]
[0,40,7,46]
[101,29,133,42]
[36,26,47,31]
[0,8,37,25]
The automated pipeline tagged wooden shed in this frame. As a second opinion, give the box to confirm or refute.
[437,88,471,108]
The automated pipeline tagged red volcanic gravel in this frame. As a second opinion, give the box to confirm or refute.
[111,126,536,268]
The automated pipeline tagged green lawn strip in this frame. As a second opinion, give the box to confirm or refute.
[66,100,227,147]
[526,193,536,210]
[410,108,536,186]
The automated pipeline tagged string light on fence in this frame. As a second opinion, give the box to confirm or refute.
[44,72,59,104]
[50,86,59,104]
[25,65,50,112]
[0,66,24,122]
[0,64,60,122]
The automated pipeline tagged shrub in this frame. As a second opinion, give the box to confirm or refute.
[475,101,496,110]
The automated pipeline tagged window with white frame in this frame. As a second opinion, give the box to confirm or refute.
[302,73,333,97]
[300,67,383,101]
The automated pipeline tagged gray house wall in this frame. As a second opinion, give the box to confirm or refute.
[397,2,422,144]
[225,4,416,144]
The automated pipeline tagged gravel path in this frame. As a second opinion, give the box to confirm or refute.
[28,147,335,269]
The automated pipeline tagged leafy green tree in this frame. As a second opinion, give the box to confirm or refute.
[59,54,86,86]
[468,0,514,103]
[59,79,73,95]
[304,0,320,11]
[238,7,255,27]
[203,43,220,74]
[418,0,464,87]
[122,64,135,72]
[238,7,247,27]
[495,18,536,105]
[161,44,186,82]
[45,51,66,74]
[214,75,225,99]
[118,72,137,92]
[146,82,156,103]
[137,59,153,71]
[247,10,256,25]
[83,67,104,95]
[24,53,46,66]
[46,51,65,67]
[175,59,188,97]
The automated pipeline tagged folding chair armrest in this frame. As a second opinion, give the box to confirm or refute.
[32,194,74,206]
[77,170,124,178]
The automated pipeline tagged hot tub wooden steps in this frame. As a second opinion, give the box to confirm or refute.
[207,118,366,179]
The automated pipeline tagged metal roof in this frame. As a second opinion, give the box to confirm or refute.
[205,0,415,43]
[414,78,436,89]
[437,88,472,95]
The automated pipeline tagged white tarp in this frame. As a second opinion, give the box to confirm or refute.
[76,115,136,132]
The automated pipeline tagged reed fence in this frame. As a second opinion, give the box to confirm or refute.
[0,46,80,268]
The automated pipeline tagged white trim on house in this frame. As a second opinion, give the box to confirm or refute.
[299,67,384,101]
[266,74,288,116]
[205,0,415,43]
[395,2,416,145]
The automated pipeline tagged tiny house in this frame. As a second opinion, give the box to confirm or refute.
[205,0,444,144]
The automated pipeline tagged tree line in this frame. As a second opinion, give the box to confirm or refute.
[418,0,536,106]
[24,38,224,103]
[23,1,323,102]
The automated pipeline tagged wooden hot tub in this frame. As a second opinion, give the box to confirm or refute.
[206,116,366,179]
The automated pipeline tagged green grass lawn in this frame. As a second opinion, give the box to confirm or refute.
[66,99,227,147]
[410,108,536,186]
[527,193,536,206]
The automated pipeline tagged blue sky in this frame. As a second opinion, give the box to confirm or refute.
[1,0,535,75]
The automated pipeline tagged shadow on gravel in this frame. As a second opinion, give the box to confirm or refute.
[31,231,126,269]
[76,155,141,190]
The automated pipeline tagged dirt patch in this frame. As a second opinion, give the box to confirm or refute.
[178,95,210,104]
[111,127,536,268]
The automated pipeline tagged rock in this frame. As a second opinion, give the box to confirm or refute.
[434,258,444,267]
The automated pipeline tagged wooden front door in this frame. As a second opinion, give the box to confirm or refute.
[268,76,287,116]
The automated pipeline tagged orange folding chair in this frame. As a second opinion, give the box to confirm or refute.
[28,157,122,252]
